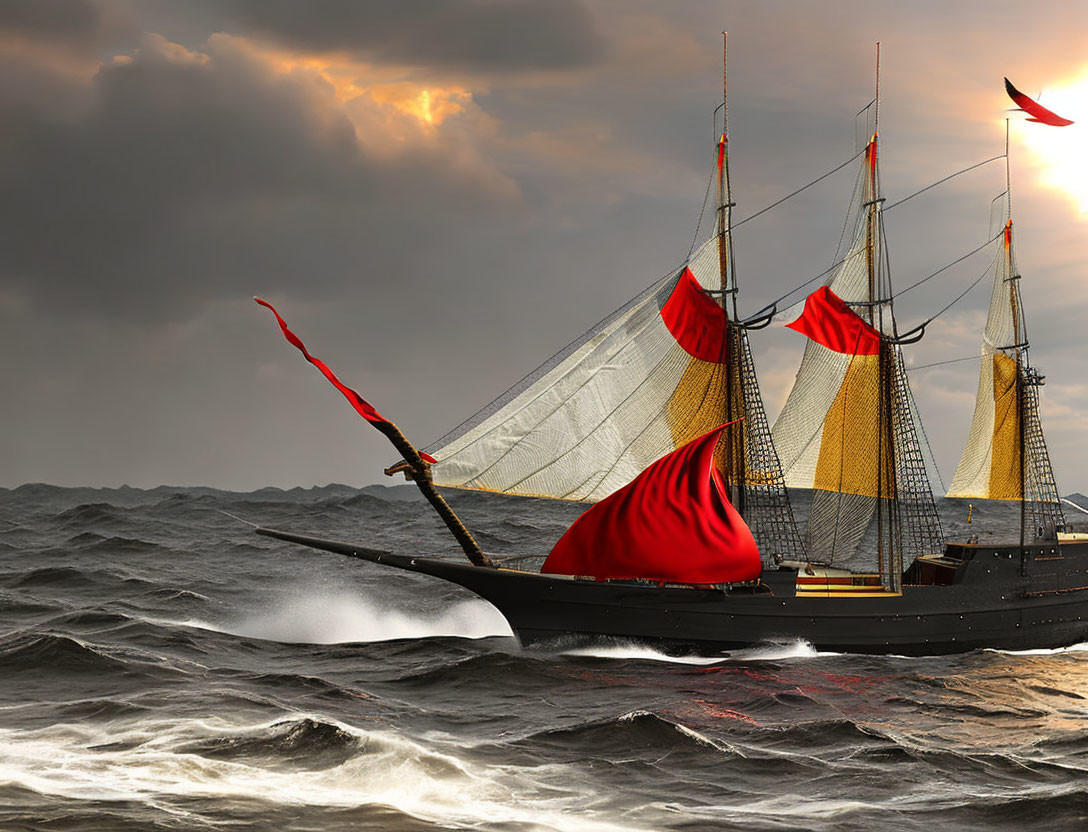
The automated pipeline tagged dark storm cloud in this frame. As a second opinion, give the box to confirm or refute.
[0,33,516,322]
[207,0,604,72]
[0,0,100,41]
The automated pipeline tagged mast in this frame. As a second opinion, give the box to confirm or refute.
[717,31,745,512]
[870,43,884,575]
[866,42,896,582]
[946,120,1064,544]
[1008,120,1027,557]
[421,39,805,561]
[773,42,941,583]
[718,31,739,318]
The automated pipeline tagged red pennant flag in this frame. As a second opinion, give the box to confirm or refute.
[1005,78,1074,127]
[255,298,436,464]
[541,423,760,584]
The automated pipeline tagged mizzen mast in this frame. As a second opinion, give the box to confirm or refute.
[947,119,1065,544]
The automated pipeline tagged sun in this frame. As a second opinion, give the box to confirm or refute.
[1012,70,1088,216]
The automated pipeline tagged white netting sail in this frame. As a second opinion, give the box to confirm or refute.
[423,224,804,557]
[771,139,942,570]
[947,221,1064,536]
[947,222,1022,499]
[425,236,723,502]
[421,124,807,558]
[773,144,885,492]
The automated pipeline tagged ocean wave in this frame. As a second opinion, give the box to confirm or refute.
[3,565,158,593]
[0,715,656,832]
[515,710,739,758]
[0,632,133,675]
[180,716,365,770]
[556,640,726,665]
[50,503,128,530]
[987,641,1088,656]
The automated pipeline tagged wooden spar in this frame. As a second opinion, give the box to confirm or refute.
[253,295,494,569]
[379,426,494,569]
[716,31,730,300]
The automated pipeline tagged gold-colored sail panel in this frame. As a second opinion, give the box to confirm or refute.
[812,353,893,499]
[988,352,1022,500]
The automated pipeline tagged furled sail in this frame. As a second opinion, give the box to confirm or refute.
[541,424,761,583]
[947,220,1065,535]
[772,135,943,577]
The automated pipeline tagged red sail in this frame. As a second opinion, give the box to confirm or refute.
[541,424,760,583]
[786,286,881,355]
[660,267,728,362]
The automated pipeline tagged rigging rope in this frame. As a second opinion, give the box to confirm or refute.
[914,399,946,493]
[908,355,979,371]
[906,243,1001,328]
[732,149,866,230]
[884,155,1006,213]
[893,232,1001,299]
[748,248,866,320]
[687,155,718,259]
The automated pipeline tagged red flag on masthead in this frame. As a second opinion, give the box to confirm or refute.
[1005,78,1074,127]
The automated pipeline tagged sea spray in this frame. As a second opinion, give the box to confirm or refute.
[183,589,513,644]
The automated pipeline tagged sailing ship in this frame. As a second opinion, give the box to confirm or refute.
[255,41,1088,655]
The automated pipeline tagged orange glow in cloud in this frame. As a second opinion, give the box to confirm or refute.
[368,83,471,126]
[236,38,471,130]
[1012,69,1088,216]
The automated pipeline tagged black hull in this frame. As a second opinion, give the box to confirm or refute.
[257,528,1088,656]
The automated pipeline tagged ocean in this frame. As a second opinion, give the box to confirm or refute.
[2,483,1087,831]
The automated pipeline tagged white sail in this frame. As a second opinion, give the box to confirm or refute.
[770,135,943,568]
[772,138,889,494]
[426,237,731,501]
[947,222,1022,499]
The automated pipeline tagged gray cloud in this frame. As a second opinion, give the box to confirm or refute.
[0,32,518,322]
[206,0,604,73]
[0,0,101,42]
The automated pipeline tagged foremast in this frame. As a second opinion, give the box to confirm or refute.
[713,32,806,560]
[946,122,1065,543]
[419,34,805,564]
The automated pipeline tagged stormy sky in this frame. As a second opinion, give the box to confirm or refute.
[2,0,1087,493]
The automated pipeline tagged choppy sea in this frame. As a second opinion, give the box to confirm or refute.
[2,482,1088,831]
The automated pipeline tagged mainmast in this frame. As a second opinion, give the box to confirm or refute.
[773,42,943,586]
[1008,120,1027,553]
[865,43,880,323]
